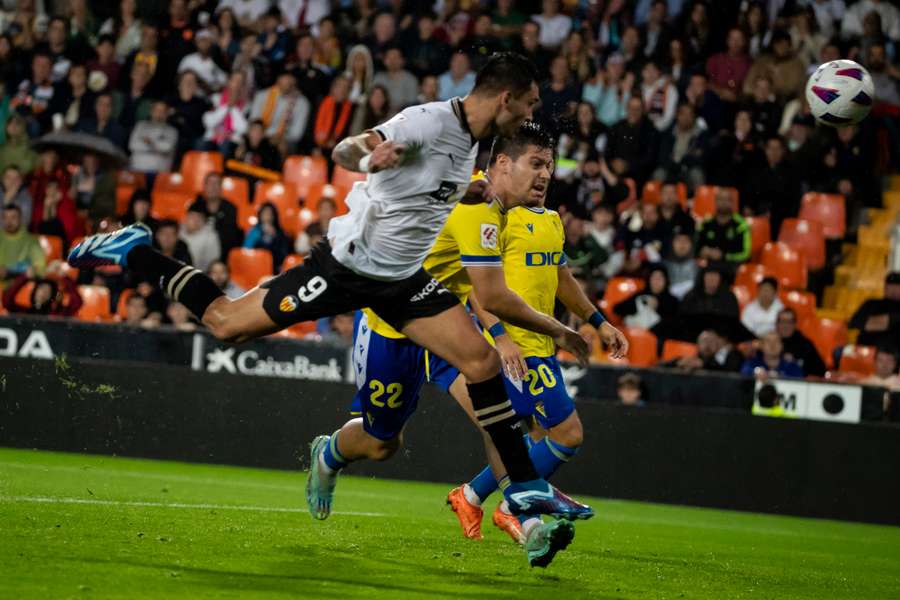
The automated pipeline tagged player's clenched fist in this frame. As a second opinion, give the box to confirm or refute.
[368,140,407,173]
[599,322,628,359]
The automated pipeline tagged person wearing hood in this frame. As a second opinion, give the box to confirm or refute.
[678,265,742,341]
[613,264,679,343]
[344,44,374,107]
[0,115,37,174]
[1,267,83,316]
[664,232,698,300]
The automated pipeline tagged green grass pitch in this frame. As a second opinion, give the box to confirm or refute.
[1,448,899,599]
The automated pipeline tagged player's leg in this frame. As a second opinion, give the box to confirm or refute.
[307,313,426,520]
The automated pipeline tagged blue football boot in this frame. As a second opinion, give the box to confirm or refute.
[67,223,152,269]
[504,479,594,520]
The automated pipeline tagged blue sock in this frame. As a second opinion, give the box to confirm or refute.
[468,436,579,504]
[321,431,349,471]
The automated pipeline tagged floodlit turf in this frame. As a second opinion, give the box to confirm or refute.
[1,448,899,600]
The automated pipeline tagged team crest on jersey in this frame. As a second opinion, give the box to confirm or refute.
[279,295,299,312]
[535,402,547,418]
[481,223,498,249]
[429,181,459,203]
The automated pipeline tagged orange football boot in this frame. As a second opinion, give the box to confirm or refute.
[446,486,484,540]
[493,503,526,545]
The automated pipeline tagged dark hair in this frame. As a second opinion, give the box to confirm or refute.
[472,52,539,97]
[256,201,283,232]
[759,276,778,290]
[3,203,21,213]
[97,33,116,46]
[488,120,554,166]
[318,196,337,211]
[777,307,797,321]
[4,164,21,174]
[157,218,178,231]
[204,171,222,183]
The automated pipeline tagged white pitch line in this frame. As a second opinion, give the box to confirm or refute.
[0,495,387,517]
[0,460,404,501]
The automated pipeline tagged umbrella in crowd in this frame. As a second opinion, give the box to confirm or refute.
[31,131,128,169]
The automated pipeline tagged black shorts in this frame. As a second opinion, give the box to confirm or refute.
[260,241,460,331]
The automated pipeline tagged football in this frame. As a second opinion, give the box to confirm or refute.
[805,59,875,127]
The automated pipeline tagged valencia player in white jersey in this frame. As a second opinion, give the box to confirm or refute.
[67,53,593,521]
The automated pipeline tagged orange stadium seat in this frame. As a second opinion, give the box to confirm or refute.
[281,254,304,271]
[76,285,112,321]
[692,185,738,219]
[600,277,644,325]
[661,340,697,361]
[735,263,768,294]
[745,216,770,260]
[332,165,367,190]
[38,235,63,262]
[838,344,877,377]
[624,327,659,367]
[799,193,845,239]
[778,218,825,271]
[14,281,35,307]
[116,171,146,215]
[221,176,250,210]
[732,285,752,310]
[779,289,816,323]
[760,242,807,289]
[641,180,687,207]
[151,173,193,220]
[115,288,134,318]
[180,150,224,193]
[800,316,847,369]
[283,155,328,197]
[228,248,274,291]
[253,181,299,212]
[304,183,349,214]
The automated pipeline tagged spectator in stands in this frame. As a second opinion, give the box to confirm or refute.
[122,292,159,328]
[249,72,309,155]
[70,153,116,225]
[76,93,127,150]
[349,84,391,136]
[0,115,37,174]
[462,15,503,71]
[207,259,245,299]
[745,76,783,140]
[121,189,158,233]
[154,219,192,265]
[659,329,744,372]
[608,96,660,186]
[743,29,807,103]
[438,52,475,101]
[31,181,80,245]
[373,46,419,114]
[234,120,282,173]
[560,30,591,82]
[622,203,666,267]
[129,100,178,178]
[115,62,153,133]
[180,206,221,273]
[1,166,32,228]
[657,182,695,243]
[204,71,250,156]
[640,60,678,132]
[189,172,243,258]
[788,6,827,67]
[849,272,900,349]
[53,64,95,130]
[167,71,210,160]
[664,232,698,300]
[842,0,900,41]
[775,307,826,377]
[582,53,634,128]
[419,75,439,104]
[89,35,122,91]
[345,45,374,107]
[652,103,708,190]
[295,196,336,254]
[288,34,329,106]
[492,0,528,42]
[683,72,725,133]
[745,135,802,237]
[0,204,45,281]
[403,11,451,78]
[540,55,580,123]
[707,109,762,190]
[178,28,227,94]
[679,266,741,340]
[696,188,751,266]
[166,301,198,332]
[741,331,804,379]
[741,277,785,337]
[99,0,142,61]
[865,43,900,107]
[256,7,290,68]
[564,215,611,280]
[514,20,552,80]
[243,202,292,272]
[638,1,672,61]
[12,52,55,135]
[616,372,646,406]
[706,27,753,104]
[320,312,355,344]
[1,265,82,316]
[313,76,353,155]
[862,347,900,415]
[613,265,678,341]
[532,0,571,50]
[585,203,620,277]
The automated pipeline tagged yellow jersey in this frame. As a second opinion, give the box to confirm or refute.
[363,197,505,339]
[498,206,566,358]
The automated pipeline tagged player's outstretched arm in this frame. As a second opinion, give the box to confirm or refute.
[331,131,407,173]
[469,291,528,381]
[467,265,591,366]
[556,265,628,359]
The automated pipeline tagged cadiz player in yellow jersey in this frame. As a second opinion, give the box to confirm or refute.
[306,123,628,568]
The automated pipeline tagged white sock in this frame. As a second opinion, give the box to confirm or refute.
[499,500,513,515]
[463,483,482,506]
[521,517,543,537]
[318,452,336,476]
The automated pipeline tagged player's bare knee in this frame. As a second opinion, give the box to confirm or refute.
[459,345,501,383]
[203,300,241,342]
[552,413,583,448]
[369,436,402,461]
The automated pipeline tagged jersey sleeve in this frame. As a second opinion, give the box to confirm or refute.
[550,211,567,265]
[373,106,442,149]
[449,203,503,268]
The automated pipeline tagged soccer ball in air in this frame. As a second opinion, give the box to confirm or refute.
[805,60,875,127]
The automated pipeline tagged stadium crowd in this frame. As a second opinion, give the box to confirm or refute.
[1,0,899,395]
